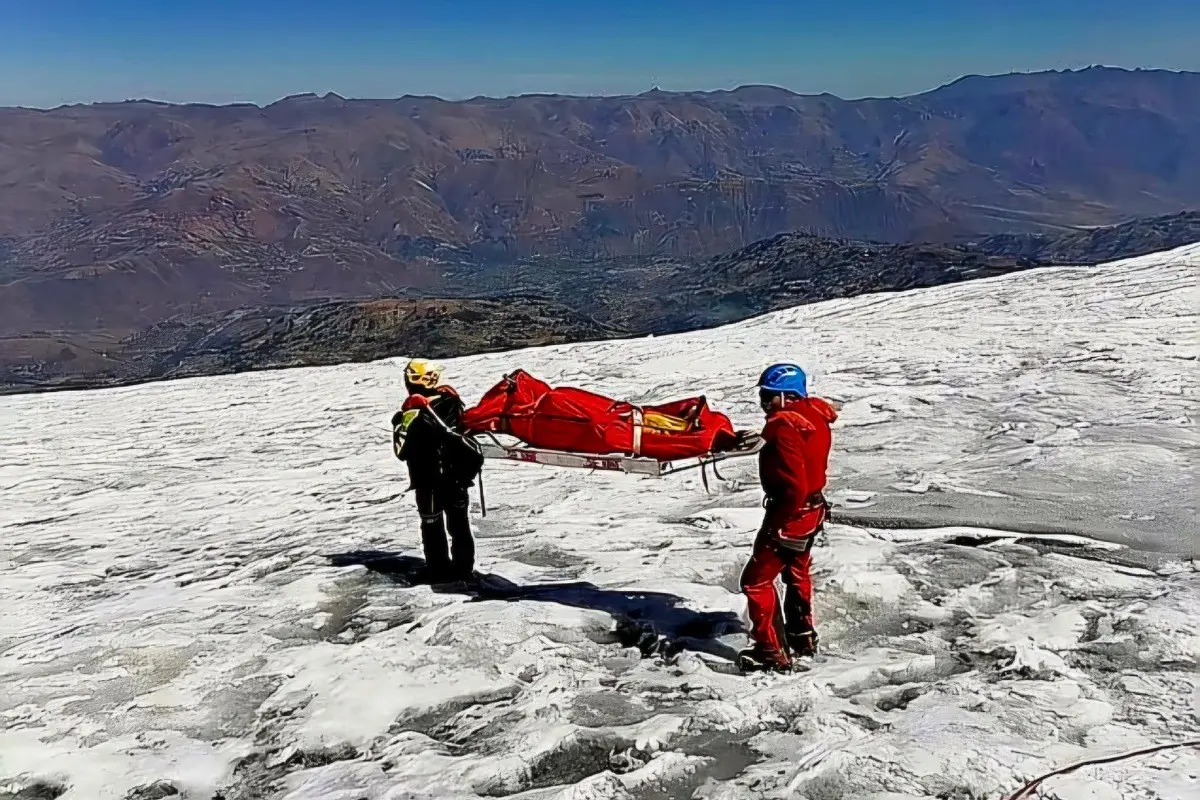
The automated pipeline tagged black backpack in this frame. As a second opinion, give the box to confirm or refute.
[440,425,485,487]
[392,405,483,487]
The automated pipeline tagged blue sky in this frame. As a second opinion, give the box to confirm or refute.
[2,0,1197,107]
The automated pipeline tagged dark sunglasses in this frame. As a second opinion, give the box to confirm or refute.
[759,388,782,406]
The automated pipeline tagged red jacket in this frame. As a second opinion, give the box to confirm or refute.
[758,397,838,540]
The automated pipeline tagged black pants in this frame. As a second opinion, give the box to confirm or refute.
[414,482,474,579]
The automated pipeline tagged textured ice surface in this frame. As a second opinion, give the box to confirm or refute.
[1,245,1197,799]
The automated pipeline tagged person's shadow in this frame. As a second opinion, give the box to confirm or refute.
[326,550,744,663]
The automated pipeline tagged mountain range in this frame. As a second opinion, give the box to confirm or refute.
[1,66,1199,392]
[2,66,1199,334]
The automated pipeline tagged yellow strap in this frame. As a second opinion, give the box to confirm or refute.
[628,406,691,455]
[643,410,690,432]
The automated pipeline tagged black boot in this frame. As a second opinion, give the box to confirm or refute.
[786,629,819,658]
[419,517,453,583]
[736,644,792,674]
[444,487,476,582]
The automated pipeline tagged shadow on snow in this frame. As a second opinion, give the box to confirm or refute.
[326,550,744,662]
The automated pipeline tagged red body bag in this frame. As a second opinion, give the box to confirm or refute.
[461,370,739,461]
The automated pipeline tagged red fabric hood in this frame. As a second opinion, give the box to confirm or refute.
[791,396,838,425]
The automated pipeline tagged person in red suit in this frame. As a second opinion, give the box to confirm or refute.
[738,363,838,673]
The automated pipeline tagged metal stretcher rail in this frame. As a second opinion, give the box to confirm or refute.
[471,431,764,492]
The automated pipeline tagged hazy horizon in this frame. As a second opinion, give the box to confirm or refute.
[4,0,1198,109]
[5,64,1199,111]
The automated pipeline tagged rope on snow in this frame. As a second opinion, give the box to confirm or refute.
[1004,739,1200,799]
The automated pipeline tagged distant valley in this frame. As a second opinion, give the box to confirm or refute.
[3,210,1196,394]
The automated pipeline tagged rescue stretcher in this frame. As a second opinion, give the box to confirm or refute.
[471,429,764,491]
[460,369,765,491]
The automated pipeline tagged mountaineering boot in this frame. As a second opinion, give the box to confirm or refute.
[736,645,792,674]
[447,566,480,586]
[429,568,483,595]
[786,629,819,659]
[422,561,455,585]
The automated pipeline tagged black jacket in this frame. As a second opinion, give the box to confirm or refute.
[392,387,481,489]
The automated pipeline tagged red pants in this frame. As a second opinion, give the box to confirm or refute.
[740,531,815,655]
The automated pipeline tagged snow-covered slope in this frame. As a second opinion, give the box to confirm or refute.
[1,244,1197,800]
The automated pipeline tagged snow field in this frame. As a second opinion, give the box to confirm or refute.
[1,244,1197,799]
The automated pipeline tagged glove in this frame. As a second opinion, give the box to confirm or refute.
[403,393,431,410]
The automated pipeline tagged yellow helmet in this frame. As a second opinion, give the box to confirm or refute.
[403,358,443,390]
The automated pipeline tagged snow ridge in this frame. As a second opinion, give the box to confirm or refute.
[1,244,1197,799]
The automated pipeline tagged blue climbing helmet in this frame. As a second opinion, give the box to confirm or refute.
[758,363,808,398]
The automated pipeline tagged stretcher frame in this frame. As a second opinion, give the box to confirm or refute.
[471,430,764,491]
